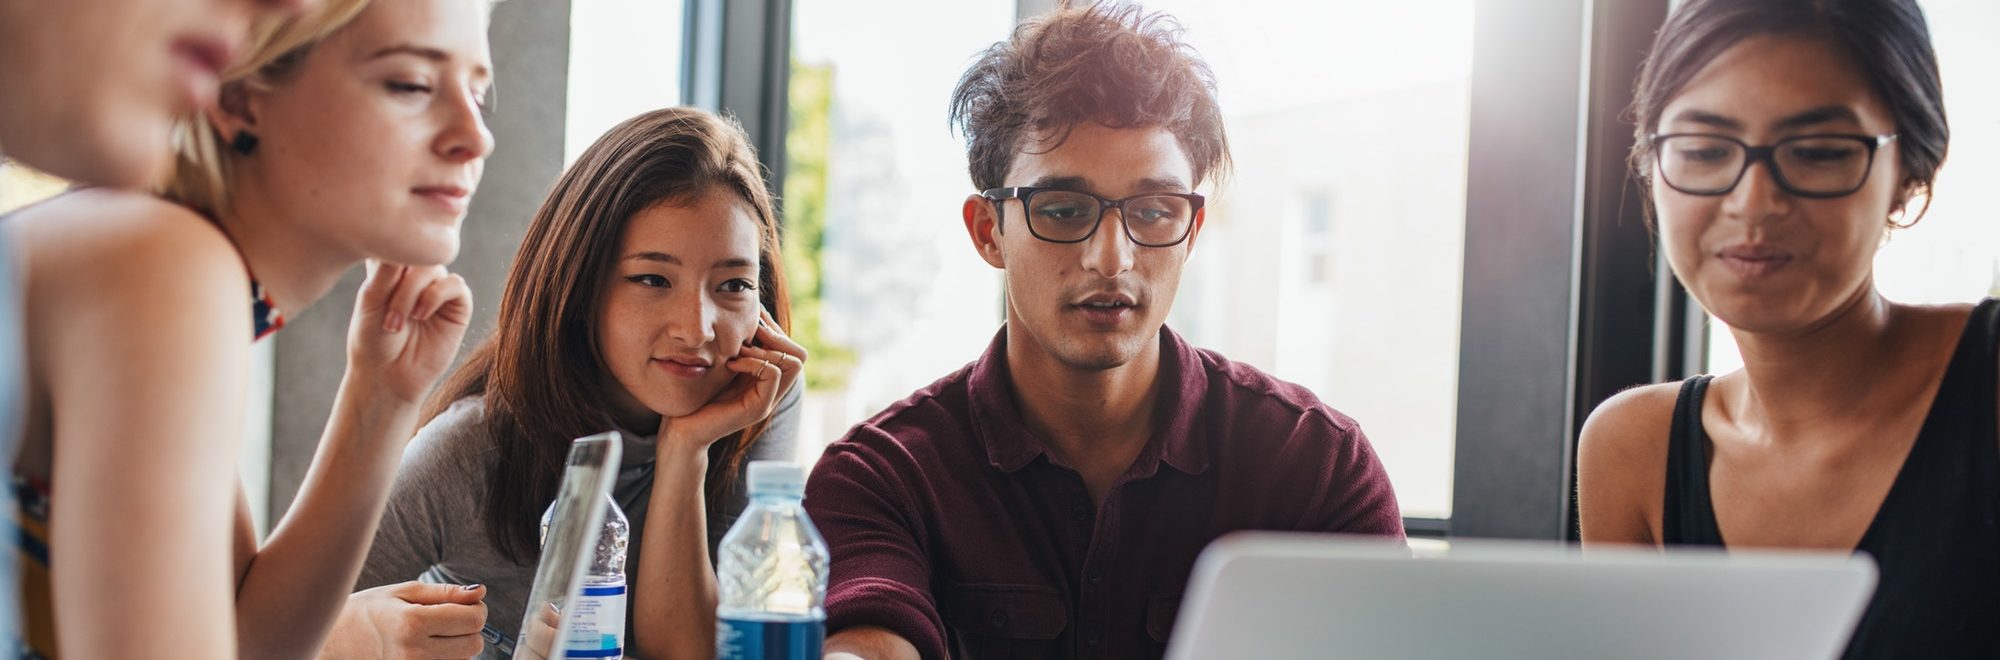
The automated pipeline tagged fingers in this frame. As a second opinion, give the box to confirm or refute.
[521,603,562,660]
[382,265,448,333]
[366,264,470,334]
[411,600,488,638]
[359,260,408,314]
[388,580,483,606]
[739,346,800,398]
[371,582,488,659]
[416,631,486,659]
[754,310,810,362]
[410,272,473,327]
[727,352,782,383]
[749,313,807,399]
[724,351,784,417]
[440,583,486,606]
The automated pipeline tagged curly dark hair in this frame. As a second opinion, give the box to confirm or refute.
[948,2,1231,192]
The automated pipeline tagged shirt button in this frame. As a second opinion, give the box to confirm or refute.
[1087,571,1103,586]
[1071,505,1089,522]
[1085,630,1103,647]
[989,608,1009,630]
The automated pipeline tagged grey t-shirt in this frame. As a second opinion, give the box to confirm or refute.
[358,386,801,658]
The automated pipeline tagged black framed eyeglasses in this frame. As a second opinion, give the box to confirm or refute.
[981,187,1204,247]
[1650,133,1896,198]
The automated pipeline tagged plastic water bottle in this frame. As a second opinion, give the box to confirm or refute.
[541,493,630,659]
[717,461,830,659]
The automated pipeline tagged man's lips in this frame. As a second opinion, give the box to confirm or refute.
[1070,291,1141,326]
[1073,291,1138,308]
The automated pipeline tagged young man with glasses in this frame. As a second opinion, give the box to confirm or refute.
[806,5,1403,659]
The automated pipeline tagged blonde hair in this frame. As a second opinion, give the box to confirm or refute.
[161,0,374,214]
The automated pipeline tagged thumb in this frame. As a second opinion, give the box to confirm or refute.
[393,581,486,606]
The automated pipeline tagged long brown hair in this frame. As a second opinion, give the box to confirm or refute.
[425,107,792,563]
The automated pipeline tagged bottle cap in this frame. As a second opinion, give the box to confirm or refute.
[746,461,806,497]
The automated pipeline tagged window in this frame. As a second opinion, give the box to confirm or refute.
[0,164,65,214]
[1143,0,1476,519]
[1705,0,2000,373]
[782,0,1017,462]
[780,0,1474,520]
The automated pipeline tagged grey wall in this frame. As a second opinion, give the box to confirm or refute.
[266,0,572,518]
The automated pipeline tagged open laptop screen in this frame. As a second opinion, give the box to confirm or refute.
[509,431,623,660]
[1167,532,1876,660]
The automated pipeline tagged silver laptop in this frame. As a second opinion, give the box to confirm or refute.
[505,431,622,660]
[1166,532,1877,660]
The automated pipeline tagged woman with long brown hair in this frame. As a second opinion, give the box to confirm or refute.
[330,107,806,659]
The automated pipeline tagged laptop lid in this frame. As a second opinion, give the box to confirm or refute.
[1166,532,1877,660]
[509,431,623,660]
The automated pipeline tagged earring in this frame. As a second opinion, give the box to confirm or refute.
[230,132,260,155]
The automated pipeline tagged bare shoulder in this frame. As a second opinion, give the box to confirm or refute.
[15,190,252,384]
[1576,381,1684,545]
[12,190,245,312]
[1578,381,1682,464]
[12,188,234,256]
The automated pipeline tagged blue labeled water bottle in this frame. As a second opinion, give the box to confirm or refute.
[541,493,630,659]
[717,461,829,659]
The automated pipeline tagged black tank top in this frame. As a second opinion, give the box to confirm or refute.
[1664,298,2000,659]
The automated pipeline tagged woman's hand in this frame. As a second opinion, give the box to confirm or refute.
[320,582,488,660]
[661,308,806,451]
[517,601,563,660]
[347,260,474,406]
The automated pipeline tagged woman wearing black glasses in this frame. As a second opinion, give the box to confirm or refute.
[1577,0,1995,658]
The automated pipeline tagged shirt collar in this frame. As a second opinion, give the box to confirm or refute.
[966,325,1211,476]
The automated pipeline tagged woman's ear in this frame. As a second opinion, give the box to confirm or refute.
[1890,179,1931,229]
[205,81,262,151]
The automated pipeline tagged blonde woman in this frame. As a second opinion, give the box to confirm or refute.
[2,0,315,645]
[5,0,494,656]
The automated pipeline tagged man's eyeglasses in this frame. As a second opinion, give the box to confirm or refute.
[981,187,1204,247]
[1650,133,1896,198]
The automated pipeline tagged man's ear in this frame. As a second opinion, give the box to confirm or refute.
[963,194,1007,269]
[205,81,262,147]
[1181,206,1206,258]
